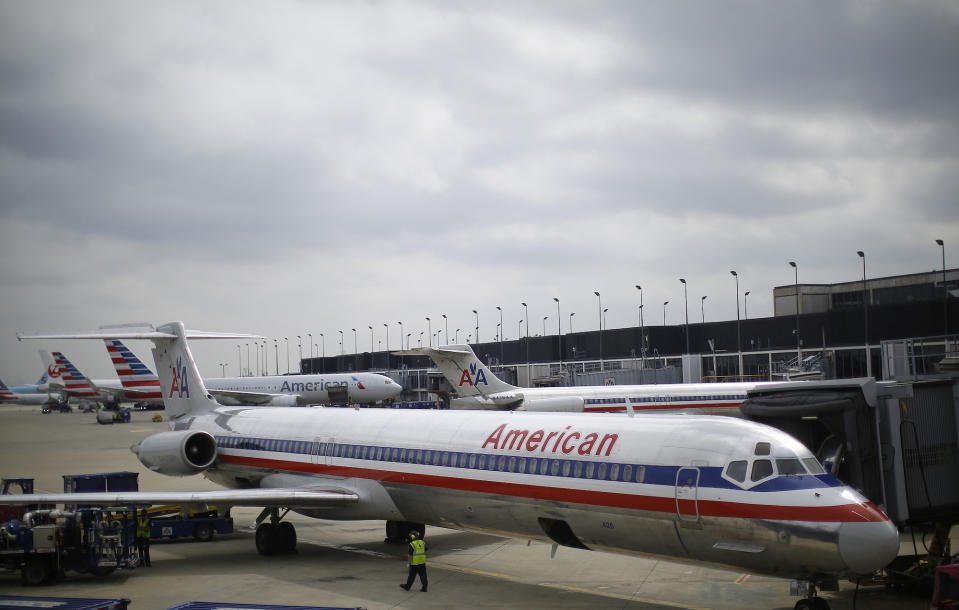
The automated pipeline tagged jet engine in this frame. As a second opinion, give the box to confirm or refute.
[133,430,217,476]
[518,396,585,412]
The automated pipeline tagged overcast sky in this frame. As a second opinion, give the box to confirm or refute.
[1,1,957,385]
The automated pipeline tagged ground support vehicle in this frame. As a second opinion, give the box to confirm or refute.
[145,505,233,542]
[0,595,131,609]
[0,506,138,585]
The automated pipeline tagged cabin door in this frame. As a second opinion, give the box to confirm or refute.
[311,436,334,467]
[674,467,700,523]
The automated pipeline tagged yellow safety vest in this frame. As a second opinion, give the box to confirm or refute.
[409,539,426,565]
[137,518,150,537]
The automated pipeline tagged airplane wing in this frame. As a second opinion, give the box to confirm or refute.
[0,487,358,509]
[88,381,158,401]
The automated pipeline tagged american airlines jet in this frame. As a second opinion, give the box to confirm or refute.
[10,322,899,609]
[101,339,402,406]
[403,344,787,414]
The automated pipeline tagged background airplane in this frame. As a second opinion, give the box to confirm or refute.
[7,372,49,394]
[402,344,788,414]
[100,338,402,406]
[0,377,53,406]
[10,322,899,610]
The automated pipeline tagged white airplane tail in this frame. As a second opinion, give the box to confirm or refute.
[41,350,99,398]
[397,344,517,397]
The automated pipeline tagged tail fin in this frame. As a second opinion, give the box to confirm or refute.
[104,339,162,399]
[150,322,222,420]
[397,344,517,397]
[0,377,17,402]
[49,351,99,398]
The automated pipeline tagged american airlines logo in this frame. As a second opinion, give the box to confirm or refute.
[280,380,348,393]
[169,356,190,398]
[482,423,619,457]
[458,362,489,387]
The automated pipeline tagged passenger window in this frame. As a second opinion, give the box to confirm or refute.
[538,459,549,475]
[508,457,516,472]
[585,462,595,478]
[635,466,645,483]
[518,458,527,473]
[468,454,477,468]
[623,465,632,482]
[598,463,608,479]
[574,462,583,478]
[561,461,571,477]
[776,458,805,475]
[610,464,620,481]
[477,454,487,469]
[802,457,826,474]
[725,460,747,483]
[550,460,559,476]
[754,442,771,456]
[751,459,773,481]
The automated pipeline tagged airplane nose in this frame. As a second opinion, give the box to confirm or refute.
[838,519,899,574]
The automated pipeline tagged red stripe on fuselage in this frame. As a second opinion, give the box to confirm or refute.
[218,454,887,523]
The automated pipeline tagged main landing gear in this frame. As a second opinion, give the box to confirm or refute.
[254,508,297,555]
[384,520,424,544]
[791,580,836,610]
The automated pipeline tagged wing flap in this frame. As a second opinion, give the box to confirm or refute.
[0,487,358,508]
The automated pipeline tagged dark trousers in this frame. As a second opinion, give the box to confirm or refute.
[136,536,151,566]
[405,563,427,590]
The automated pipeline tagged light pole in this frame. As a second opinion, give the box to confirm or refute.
[297,336,302,373]
[679,278,689,354]
[473,310,479,345]
[937,239,947,335]
[744,291,750,320]
[521,302,529,380]
[701,295,707,323]
[246,343,251,376]
[442,314,448,345]
[542,316,548,337]
[518,320,523,340]
[338,330,343,356]
[219,363,227,376]
[237,344,241,375]
[731,270,742,380]
[352,328,357,356]
[308,333,313,373]
[663,301,669,325]
[569,312,575,333]
[496,306,503,364]
[857,250,870,376]
[319,334,325,373]
[406,333,411,351]
[273,339,278,375]
[635,285,644,362]
[398,322,404,350]
[383,324,389,369]
[455,328,460,343]
[418,331,423,348]
[369,325,374,355]
[789,261,800,360]
[594,291,603,371]
[425,317,431,347]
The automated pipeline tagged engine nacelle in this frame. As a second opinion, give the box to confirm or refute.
[518,396,585,412]
[133,430,217,476]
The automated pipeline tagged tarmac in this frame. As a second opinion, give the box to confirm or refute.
[0,407,943,609]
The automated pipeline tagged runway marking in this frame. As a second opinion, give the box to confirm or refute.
[734,573,750,585]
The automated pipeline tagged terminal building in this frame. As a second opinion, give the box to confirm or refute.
[303,267,959,402]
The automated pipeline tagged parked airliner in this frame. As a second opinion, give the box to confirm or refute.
[0,377,52,406]
[402,344,787,414]
[10,322,898,609]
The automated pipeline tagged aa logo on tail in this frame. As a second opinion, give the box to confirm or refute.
[169,356,190,398]
[458,362,488,387]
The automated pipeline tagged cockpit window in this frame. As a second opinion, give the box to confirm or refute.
[751,459,773,482]
[754,442,771,456]
[725,460,747,483]
[776,458,805,475]
[802,457,826,474]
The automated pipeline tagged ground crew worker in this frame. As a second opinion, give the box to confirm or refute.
[399,529,427,592]
[136,509,151,567]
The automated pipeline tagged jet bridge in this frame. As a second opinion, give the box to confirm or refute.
[740,376,959,526]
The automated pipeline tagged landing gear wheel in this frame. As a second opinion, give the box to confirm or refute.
[21,556,51,585]
[794,598,829,610]
[255,523,277,555]
[193,523,214,542]
[277,521,297,553]
[385,520,425,544]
